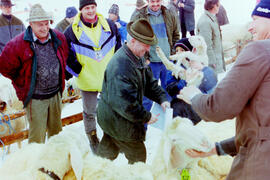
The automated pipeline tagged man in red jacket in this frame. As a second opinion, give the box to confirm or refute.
[0,4,69,143]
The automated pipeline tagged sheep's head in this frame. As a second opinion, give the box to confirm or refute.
[162,117,214,171]
[0,100,7,112]
[188,35,207,54]
[0,76,14,112]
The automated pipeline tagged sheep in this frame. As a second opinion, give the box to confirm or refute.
[221,23,252,59]
[156,36,207,86]
[171,35,208,67]
[0,117,234,180]
[186,119,235,180]
[0,75,26,154]
[81,117,234,180]
[81,154,154,180]
[0,125,89,180]
[0,143,45,180]
[150,117,214,179]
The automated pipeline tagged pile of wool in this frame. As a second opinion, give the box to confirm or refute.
[0,116,235,180]
[187,119,236,180]
[65,117,216,180]
[81,153,153,180]
[0,125,89,180]
[151,117,214,180]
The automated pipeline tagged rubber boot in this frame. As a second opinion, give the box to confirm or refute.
[87,130,99,154]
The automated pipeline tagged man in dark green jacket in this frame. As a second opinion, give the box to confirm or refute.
[97,18,170,164]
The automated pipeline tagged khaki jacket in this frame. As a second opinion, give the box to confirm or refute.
[191,40,270,180]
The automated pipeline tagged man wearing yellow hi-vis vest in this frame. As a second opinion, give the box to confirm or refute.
[64,0,121,154]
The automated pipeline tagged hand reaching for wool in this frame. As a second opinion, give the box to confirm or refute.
[148,113,160,124]
[177,85,201,104]
[161,101,170,111]
[185,147,217,158]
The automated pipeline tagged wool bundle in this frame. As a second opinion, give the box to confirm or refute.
[0,75,25,153]
[0,117,235,180]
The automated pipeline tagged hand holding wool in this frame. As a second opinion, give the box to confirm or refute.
[177,85,201,104]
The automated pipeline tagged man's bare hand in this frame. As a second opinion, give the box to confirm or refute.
[161,101,170,112]
[177,86,201,104]
[185,147,217,158]
[148,113,160,124]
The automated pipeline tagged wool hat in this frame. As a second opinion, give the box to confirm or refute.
[174,38,193,51]
[108,4,119,16]
[0,0,14,6]
[27,4,53,23]
[252,0,270,18]
[66,6,78,18]
[79,0,97,11]
[127,18,157,45]
[136,0,147,9]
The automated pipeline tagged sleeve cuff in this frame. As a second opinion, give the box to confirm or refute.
[190,92,200,100]
[215,142,226,156]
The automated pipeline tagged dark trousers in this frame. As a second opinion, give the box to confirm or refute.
[143,62,171,111]
[97,133,146,164]
[181,21,195,38]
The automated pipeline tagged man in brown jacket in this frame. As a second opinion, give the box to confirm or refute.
[179,0,270,179]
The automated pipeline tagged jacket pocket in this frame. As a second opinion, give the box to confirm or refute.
[239,146,247,157]
[22,49,33,63]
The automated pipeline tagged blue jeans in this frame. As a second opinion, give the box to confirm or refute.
[143,62,171,111]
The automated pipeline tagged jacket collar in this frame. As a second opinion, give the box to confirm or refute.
[123,44,147,69]
[80,15,98,28]
[143,5,168,16]
[147,7,162,16]
[205,10,217,22]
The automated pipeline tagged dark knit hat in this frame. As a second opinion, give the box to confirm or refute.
[108,4,119,16]
[79,0,97,11]
[174,38,193,51]
[0,0,14,6]
[127,18,157,45]
[252,0,270,18]
[66,6,78,18]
